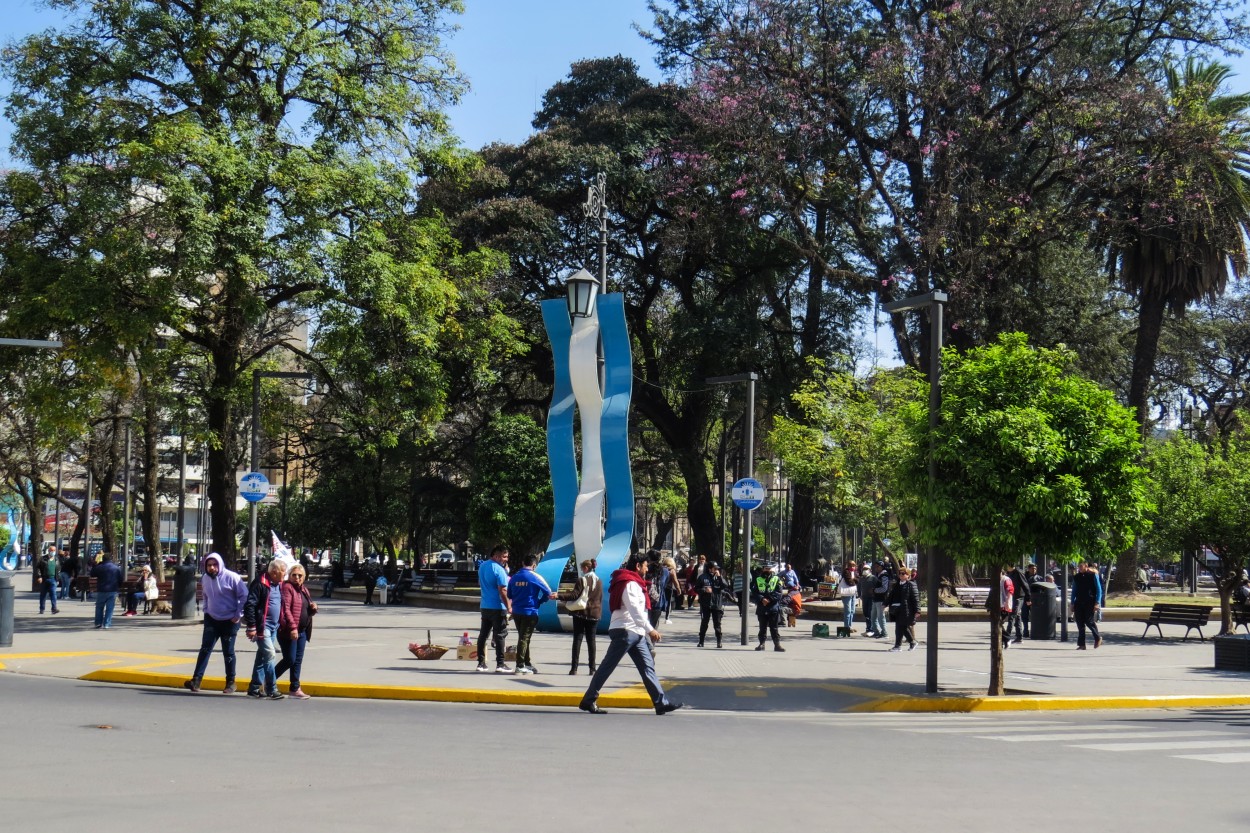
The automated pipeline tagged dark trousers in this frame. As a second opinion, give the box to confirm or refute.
[514,613,538,667]
[477,609,509,666]
[363,581,376,605]
[581,629,671,708]
[894,618,916,648]
[126,591,146,614]
[1021,600,1031,637]
[571,616,596,670]
[756,612,781,647]
[1074,603,1100,648]
[39,579,58,612]
[275,632,308,690]
[191,614,240,684]
[698,608,723,644]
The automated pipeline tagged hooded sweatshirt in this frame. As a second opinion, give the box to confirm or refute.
[200,553,248,621]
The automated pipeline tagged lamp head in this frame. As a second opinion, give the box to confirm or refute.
[565,269,599,318]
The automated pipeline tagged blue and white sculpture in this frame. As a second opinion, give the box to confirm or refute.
[535,270,634,632]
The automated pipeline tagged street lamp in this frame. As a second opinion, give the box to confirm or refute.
[583,172,608,294]
[882,289,947,694]
[250,369,316,580]
[565,268,600,319]
[706,371,758,646]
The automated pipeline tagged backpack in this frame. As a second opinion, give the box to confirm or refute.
[648,570,664,605]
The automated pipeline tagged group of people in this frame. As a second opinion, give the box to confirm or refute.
[183,552,317,700]
[35,548,164,626]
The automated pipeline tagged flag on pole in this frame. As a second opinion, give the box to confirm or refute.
[271,531,296,574]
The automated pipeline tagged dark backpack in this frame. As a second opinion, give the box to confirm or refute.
[648,570,665,605]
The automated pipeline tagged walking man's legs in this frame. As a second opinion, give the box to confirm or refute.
[581,629,630,707]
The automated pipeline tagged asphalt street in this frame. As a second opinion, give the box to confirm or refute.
[2,673,1247,833]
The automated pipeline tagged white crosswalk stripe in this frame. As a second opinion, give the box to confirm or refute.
[1175,752,1250,763]
[1075,740,1250,752]
[975,730,1234,742]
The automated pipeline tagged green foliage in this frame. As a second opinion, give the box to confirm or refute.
[467,414,553,557]
[899,333,1151,567]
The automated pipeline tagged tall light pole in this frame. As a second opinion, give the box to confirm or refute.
[882,290,947,694]
[707,372,758,645]
[583,172,608,295]
[250,369,315,580]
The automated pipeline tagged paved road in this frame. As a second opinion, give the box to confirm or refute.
[2,673,1246,833]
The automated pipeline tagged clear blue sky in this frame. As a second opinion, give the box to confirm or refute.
[0,0,662,160]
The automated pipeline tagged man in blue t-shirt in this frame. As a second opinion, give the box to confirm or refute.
[477,545,513,673]
[507,553,553,675]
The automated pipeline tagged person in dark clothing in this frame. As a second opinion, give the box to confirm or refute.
[37,552,60,614]
[62,550,80,599]
[887,567,920,651]
[1071,561,1103,650]
[1022,564,1041,638]
[362,559,380,605]
[751,563,785,651]
[90,553,123,629]
[696,562,734,648]
[1006,565,1031,643]
[558,558,602,674]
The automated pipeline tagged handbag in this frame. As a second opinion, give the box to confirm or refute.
[566,577,590,612]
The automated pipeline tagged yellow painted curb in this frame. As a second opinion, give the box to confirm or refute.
[80,669,656,709]
[848,694,1250,713]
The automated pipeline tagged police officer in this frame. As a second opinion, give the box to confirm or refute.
[696,562,734,648]
[751,562,785,652]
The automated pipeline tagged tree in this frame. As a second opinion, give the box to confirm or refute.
[2,0,467,561]
[1100,59,1250,591]
[467,414,554,557]
[898,333,1151,695]
[1145,433,1250,634]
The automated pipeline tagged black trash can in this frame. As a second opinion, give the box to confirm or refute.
[172,562,198,620]
[0,573,13,647]
[1029,581,1058,639]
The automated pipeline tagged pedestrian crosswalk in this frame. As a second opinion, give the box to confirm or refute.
[690,710,1250,766]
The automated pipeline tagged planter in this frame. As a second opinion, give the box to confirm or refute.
[1213,634,1250,672]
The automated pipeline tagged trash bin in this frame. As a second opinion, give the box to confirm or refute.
[377,583,389,605]
[1029,581,1058,640]
[0,573,13,647]
[172,562,198,620]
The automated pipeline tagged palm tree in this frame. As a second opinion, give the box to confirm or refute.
[1109,59,1250,591]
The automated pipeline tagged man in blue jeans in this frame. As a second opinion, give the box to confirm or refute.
[244,560,288,699]
[89,552,122,629]
[185,553,249,693]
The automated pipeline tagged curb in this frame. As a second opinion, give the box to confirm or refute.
[79,669,657,709]
[848,693,1250,713]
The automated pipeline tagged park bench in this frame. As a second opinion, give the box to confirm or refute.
[1232,602,1250,634]
[431,574,458,592]
[1133,602,1213,641]
[956,587,990,609]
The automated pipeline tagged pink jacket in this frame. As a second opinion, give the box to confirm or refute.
[279,580,315,639]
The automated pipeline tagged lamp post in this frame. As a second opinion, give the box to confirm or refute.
[250,370,315,580]
[583,172,608,294]
[706,372,758,646]
[882,289,947,694]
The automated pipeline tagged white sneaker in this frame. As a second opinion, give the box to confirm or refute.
[516,666,532,675]
[908,643,917,651]
[495,665,514,674]
[475,664,489,672]
[887,646,902,652]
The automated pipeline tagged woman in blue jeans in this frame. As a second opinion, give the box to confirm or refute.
[837,561,858,631]
[275,564,317,699]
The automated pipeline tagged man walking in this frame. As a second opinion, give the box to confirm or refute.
[185,553,248,693]
[577,553,682,716]
[476,545,513,673]
[244,560,288,699]
[1006,564,1031,644]
[868,562,891,638]
[37,550,59,614]
[507,553,552,674]
[1071,561,1103,650]
[89,552,122,629]
[751,562,785,652]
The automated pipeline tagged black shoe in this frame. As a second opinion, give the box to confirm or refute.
[1012,637,1022,644]
[774,645,785,652]
[755,644,765,651]
[183,679,200,693]
[568,668,577,675]
[579,701,608,715]
[697,641,704,648]
[655,701,684,716]
[716,640,723,649]
[266,691,285,700]
[588,665,596,673]
[246,688,263,698]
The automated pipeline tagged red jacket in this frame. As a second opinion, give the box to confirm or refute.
[279,580,315,639]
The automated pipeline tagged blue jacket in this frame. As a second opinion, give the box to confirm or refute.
[507,568,551,616]
[90,560,123,594]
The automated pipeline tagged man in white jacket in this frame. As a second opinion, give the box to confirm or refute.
[578,553,684,716]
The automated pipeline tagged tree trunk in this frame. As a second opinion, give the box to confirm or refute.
[787,484,815,569]
[988,567,1005,695]
[206,362,241,564]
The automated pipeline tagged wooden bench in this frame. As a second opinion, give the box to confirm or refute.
[431,574,458,592]
[1232,602,1250,634]
[1133,603,1213,641]
[956,587,990,609]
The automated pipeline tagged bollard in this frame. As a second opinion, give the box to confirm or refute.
[172,563,198,620]
[0,574,14,647]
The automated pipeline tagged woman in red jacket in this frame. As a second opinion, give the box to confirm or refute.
[275,564,317,699]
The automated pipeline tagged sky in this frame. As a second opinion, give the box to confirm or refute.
[0,0,663,158]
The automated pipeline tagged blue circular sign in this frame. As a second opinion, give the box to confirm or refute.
[238,471,270,503]
[731,477,766,511]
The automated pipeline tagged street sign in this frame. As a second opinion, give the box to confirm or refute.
[730,477,766,511]
[238,471,270,503]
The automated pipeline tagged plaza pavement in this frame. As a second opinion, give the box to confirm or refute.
[2,580,1249,712]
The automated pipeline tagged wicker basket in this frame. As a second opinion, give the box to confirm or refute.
[409,630,449,660]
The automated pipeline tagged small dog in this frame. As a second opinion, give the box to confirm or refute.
[148,600,173,615]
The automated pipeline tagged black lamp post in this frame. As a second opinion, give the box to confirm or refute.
[565,268,599,319]
[882,289,947,694]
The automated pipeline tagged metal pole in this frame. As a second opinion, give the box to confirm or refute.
[176,430,186,563]
[1060,563,1070,642]
[122,424,132,577]
[84,468,93,565]
[741,374,756,646]
[249,369,260,582]
[280,434,289,539]
[925,298,943,694]
[54,459,63,552]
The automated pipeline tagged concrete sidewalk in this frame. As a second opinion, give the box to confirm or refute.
[2,583,1248,712]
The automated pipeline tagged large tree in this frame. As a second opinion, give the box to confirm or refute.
[3,0,467,561]
[898,333,1151,695]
